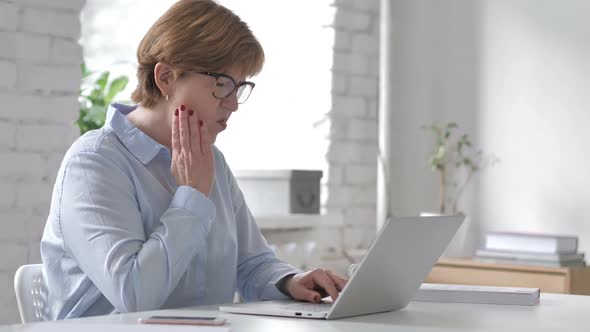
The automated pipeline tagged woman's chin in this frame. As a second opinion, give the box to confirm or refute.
[210,132,218,144]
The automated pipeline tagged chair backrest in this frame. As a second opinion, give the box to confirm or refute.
[14,264,48,323]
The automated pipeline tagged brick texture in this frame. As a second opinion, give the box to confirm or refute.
[325,1,380,254]
[0,0,85,324]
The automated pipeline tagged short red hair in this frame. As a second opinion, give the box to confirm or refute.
[131,0,265,107]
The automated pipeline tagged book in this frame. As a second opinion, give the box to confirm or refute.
[413,283,540,305]
[474,257,586,268]
[475,249,585,263]
[485,232,578,254]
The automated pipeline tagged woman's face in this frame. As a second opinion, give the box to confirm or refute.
[170,66,245,143]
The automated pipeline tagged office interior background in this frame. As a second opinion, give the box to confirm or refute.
[1,0,590,324]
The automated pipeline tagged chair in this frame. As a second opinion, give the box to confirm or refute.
[14,264,48,323]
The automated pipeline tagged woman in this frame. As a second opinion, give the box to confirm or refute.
[41,0,347,320]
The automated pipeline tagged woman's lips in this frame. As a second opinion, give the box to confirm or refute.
[217,120,227,129]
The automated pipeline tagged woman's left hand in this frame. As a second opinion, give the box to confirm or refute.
[285,269,348,303]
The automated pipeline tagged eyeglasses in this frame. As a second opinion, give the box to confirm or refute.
[198,72,255,104]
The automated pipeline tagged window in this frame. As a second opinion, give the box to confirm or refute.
[215,0,334,171]
[80,0,334,171]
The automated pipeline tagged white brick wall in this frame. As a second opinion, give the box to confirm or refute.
[0,0,84,324]
[0,0,380,322]
[325,0,380,255]
[0,2,18,31]
[22,7,81,39]
[0,60,18,88]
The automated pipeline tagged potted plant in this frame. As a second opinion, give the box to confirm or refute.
[423,122,497,214]
[76,63,129,135]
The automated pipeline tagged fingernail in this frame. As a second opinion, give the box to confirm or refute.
[189,109,194,116]
[198,120,203,126]
[180,105,186,111]
[174,108,178,116]
[313,295,320,303]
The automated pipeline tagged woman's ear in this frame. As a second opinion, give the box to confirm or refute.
[154,62,175,97]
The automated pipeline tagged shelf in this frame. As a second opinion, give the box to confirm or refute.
[427,258,590,295]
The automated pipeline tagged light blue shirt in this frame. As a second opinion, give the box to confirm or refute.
[41,103,300,320]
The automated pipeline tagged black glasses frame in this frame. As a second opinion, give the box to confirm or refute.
[199,72,255,104]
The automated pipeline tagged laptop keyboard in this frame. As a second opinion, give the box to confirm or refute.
[279,302,333,312]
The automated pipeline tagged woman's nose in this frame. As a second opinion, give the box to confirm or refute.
[221,92,239,112]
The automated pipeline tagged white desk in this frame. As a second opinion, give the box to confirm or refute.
[2,293,589,331]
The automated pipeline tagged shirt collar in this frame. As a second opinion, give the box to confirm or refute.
[105,103,169,165]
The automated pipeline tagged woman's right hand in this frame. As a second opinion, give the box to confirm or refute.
[171,105,215,196]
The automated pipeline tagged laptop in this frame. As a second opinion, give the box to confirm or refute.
[220,214,464,320]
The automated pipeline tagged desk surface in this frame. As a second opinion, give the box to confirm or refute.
[2,293,589,331]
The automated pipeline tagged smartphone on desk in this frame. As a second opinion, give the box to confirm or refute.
[138,315,226,326]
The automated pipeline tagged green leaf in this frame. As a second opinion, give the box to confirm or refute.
[88,94,105,106]
[94,71,110,95]
[76,66,130,135]
[429,158,442,171]
[81,63,93,79]
[84,105,107,125]
[106,76,129,104]
[435,145,447,160]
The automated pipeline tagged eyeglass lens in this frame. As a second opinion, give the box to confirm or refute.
[213,76,253,104]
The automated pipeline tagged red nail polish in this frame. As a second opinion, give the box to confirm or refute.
[180,105,186,111]
[174,109,179,116]
[189,109,194,116]
[198,120,203,126]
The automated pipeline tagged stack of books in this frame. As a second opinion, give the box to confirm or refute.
[474,232,585,267]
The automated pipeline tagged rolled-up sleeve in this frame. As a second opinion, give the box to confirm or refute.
[59,151,215,313]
